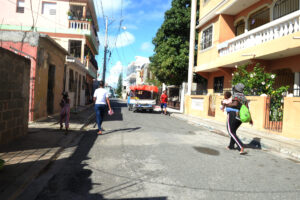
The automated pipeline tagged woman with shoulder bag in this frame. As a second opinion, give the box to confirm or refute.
[222,83,253,155]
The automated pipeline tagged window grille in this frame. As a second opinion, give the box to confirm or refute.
[248,7,270,30]
[16,0,24,13]
[235,20,245,36]
[201,26,213,50]
[42,2,56,15]
[69,69,74,92]
[273,0,299,20]
[213,76,224,93]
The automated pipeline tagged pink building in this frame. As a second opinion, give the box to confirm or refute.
[0,0,100,120]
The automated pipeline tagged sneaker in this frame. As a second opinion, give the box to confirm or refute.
[97,130,102,135]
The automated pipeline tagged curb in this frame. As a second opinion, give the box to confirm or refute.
[9,109,95,200]
[171,113,300,161]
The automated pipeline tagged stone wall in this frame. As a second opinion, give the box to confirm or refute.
[0,48,30,144]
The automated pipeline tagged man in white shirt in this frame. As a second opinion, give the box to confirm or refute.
[93,81,112,135]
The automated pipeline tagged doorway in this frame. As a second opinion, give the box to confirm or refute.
[47,64,55,115]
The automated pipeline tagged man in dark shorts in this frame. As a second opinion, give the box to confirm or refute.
[160,90,168,115]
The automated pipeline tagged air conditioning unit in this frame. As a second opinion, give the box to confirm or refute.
[49,9,56,15]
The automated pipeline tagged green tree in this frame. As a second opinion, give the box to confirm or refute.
[150,0,195,86]
[116,74,123,97]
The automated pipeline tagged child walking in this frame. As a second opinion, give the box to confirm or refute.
[60,92,70,134]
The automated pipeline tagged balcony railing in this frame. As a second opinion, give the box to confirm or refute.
[218,10,300,56]
[69,20,91,30]
[68,20,99,52]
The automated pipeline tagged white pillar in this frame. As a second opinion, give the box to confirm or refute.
[180,82,186,113]
[187,0,197,95]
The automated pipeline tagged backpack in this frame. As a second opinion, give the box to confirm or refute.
[239,104,251,123]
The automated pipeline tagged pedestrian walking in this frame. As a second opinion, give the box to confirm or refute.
[59,92,70,134]
[93,81,112,135]
[160,90,168,115]
[222,83,252,154]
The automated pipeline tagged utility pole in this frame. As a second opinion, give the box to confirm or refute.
[102,16,108,84]
[187,0,197,95]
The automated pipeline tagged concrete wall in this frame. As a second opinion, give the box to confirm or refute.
[214,95,267,130]
[0,48,30,144]
[282,97,300,139]
[185,95,267,130]
[184,95,209,118]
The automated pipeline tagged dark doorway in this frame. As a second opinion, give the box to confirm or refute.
[47,64,55,115]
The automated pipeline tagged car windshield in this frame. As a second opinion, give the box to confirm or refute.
[135,90,157,99]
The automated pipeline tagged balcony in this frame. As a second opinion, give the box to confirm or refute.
[218,10,300,57]
[66,55,97,78]
[85,59,97,78]
[68,20,99,53]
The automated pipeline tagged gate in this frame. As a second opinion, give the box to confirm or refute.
[208,94,216,117]
[264,97,283,132]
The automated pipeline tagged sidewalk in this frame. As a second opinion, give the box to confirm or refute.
[0,104,95,200]
[170,111,300,161]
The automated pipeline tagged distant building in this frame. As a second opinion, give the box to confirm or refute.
[124,56,150,95]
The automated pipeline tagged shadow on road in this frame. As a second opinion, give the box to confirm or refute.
[245,137,262,149]
[34,130,165,200]
[103,127,141,135]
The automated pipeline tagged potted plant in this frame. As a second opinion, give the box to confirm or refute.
[67,10,73,20]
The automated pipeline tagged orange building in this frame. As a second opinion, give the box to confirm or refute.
[185,0,300,139]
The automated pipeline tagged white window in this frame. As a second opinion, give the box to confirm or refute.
[201,25,213,50]
[42,2,56,15]
[16,0,25,13]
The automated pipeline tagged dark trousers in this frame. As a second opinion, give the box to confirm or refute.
[95,104,106,131]
[227,111,243,150]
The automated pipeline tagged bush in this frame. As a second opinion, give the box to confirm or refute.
[232,63,289,121]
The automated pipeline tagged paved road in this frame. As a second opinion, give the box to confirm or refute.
[26,99,300,200]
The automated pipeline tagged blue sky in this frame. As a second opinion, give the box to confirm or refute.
[94,0,172,88]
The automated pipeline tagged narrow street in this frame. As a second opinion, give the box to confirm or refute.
[22,99,300,200]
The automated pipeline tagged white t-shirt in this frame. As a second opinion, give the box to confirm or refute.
[93,88,108,104]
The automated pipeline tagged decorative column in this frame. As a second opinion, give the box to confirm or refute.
[83,6,86,19]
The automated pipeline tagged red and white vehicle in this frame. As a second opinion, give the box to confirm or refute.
[128,85,158,112]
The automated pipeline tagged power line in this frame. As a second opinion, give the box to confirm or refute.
[100,0,106,27]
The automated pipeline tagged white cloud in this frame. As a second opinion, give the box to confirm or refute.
[106,61,124,88]
[98,31,135,48]
[140,42,153,52]
[114,31,135,48]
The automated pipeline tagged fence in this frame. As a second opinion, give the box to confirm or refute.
[264,97,283,132]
